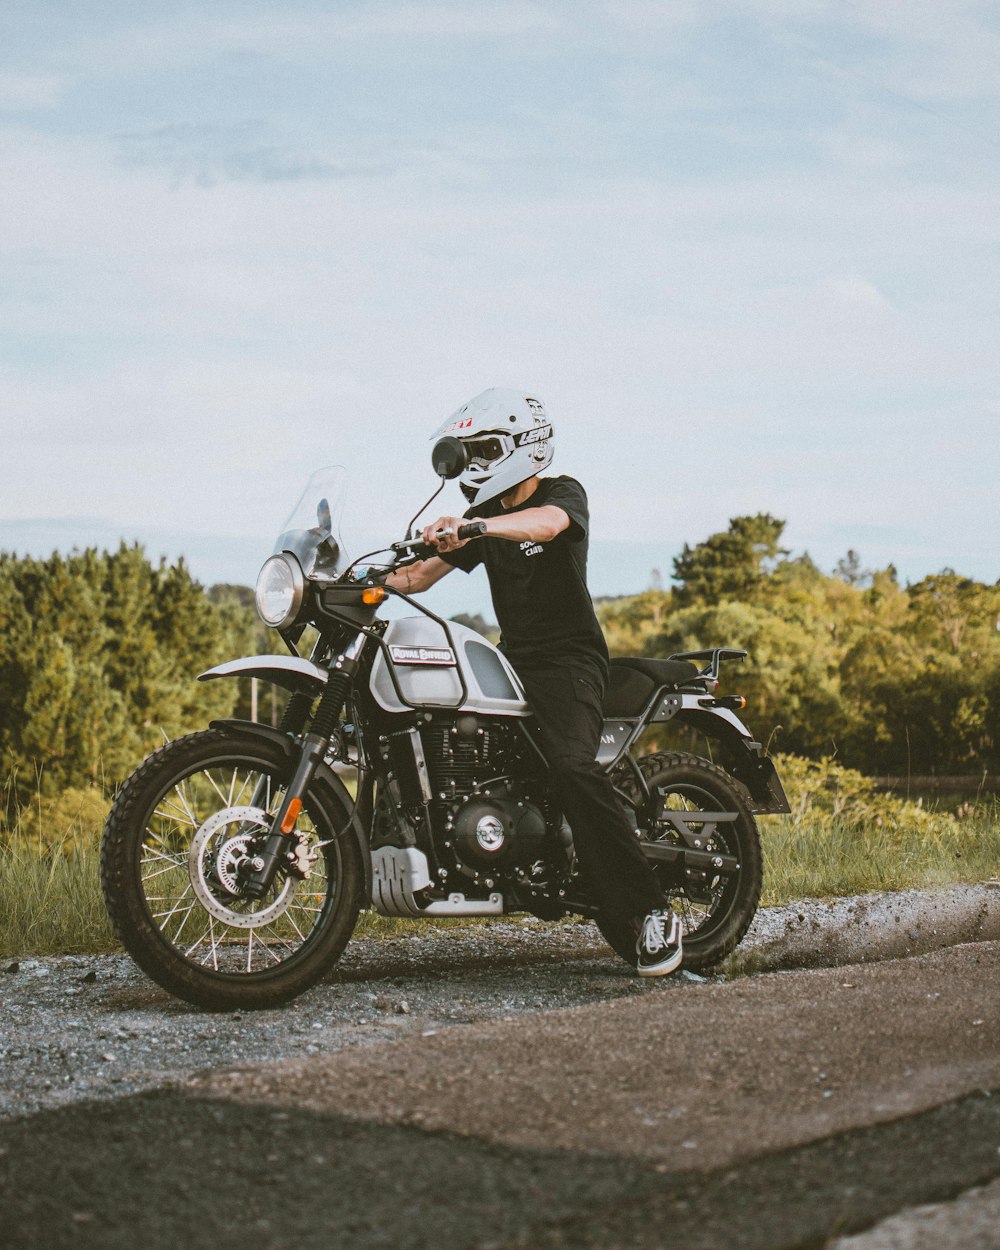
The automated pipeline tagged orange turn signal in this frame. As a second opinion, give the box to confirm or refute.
[280,797,303,833]
[362,586,387,605]
[735,695,747,710]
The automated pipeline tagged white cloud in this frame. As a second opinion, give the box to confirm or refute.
[820,277,892,312]
[44,3,561,76]
[0,71,65,111]
[0,2,997,586]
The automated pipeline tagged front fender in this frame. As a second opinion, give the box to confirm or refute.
[208,718,373,902]
[199,655,328,697]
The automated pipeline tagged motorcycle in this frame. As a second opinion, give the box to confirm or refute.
[101,444,790,1010]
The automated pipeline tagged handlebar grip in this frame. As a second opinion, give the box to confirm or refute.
[457,520,488,541]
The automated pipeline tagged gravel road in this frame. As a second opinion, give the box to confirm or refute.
[1,940,998,1250]
[2,890,998,1249]
[0,920,646,1120]
[2,886,998,1123]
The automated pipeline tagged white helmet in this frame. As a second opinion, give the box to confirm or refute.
[430,388,554,505]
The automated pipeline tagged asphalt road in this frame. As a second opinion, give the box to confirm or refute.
[2,940,998,1249]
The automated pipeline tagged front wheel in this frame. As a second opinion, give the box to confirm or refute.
[100,728,365,1010]
[597,751,763,972]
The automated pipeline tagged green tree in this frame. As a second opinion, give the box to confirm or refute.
[672,514,788,605]
[0,545,258,803]
[20,634,76,781]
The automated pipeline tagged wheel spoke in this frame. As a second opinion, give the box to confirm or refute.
[284,909,307,943]
[205,916,220,970]
[255,922,298,956]
[152,801,198,828]
[144,827,190,855]
[204,769,230,807]
[171,903,196,945]
[633,776,749,945]
[154,899,196,925]
[173,778,200,830]
[141,844,186,870]
[228,767,255,809]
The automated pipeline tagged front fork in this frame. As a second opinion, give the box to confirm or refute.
[240,633,365,899]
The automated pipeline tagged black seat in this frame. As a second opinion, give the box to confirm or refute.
[603,657,699,718]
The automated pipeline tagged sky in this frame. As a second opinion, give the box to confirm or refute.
[1,0,998,619]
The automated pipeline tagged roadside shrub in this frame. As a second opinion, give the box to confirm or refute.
[774,754,958,839]
[2,785,109,854]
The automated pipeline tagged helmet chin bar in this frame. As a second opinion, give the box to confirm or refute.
[461,466,538,506]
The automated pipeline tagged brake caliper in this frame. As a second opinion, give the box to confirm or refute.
[285,833,319,880]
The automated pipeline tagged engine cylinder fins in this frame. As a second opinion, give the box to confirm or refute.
[420,722,505,795]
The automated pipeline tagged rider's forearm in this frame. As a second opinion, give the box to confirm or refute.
[386,566,424,594]
[481,506,568,544]
[386,557,452,594]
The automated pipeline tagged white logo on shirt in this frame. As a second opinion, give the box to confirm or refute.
[519,540,543,558]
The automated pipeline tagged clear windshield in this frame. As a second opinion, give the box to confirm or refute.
[272,466,350,581]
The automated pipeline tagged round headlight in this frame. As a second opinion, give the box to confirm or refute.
[255,554,305,628]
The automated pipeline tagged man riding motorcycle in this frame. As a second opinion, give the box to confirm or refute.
[386,388,683,975]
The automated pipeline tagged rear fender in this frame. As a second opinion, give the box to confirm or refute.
[208,718,373,901]
[650,694,790,815]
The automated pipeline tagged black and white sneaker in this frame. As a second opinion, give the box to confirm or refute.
[636,909,683,977]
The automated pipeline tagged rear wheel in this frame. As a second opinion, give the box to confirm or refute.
[100,728,364,1010]
[597,751,762,972]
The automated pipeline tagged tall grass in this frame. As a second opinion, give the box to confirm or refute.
[1,755,996,959]
[0,834,117,958]
[760,754,1000,904]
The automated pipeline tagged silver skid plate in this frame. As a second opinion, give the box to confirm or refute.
[371,846,503,917]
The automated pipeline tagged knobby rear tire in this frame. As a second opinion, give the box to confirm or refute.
[597,750,763,972]
[100,728,365,1011]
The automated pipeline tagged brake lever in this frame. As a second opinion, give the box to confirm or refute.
[392,538,436,562]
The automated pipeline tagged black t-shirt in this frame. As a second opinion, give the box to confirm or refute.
[441,475,609,675]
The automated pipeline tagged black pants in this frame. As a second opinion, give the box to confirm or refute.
[512,660,665,925]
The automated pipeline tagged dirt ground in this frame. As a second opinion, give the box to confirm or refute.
[2,936,998,1249]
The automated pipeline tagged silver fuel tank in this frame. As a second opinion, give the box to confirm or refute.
[369,617,530,716]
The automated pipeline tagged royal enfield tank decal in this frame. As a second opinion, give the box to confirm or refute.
[388,644,458,666]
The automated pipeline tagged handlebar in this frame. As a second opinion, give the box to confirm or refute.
[392,520,487,563]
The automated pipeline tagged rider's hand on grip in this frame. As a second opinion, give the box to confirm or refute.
[456,520,487,541]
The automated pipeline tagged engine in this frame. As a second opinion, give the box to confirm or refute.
[378,713,549,875]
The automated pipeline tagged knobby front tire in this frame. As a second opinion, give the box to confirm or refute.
[599,750,763,972]
[100,728,365,1011]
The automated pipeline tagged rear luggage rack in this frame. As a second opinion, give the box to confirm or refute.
[668,647,748,687]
